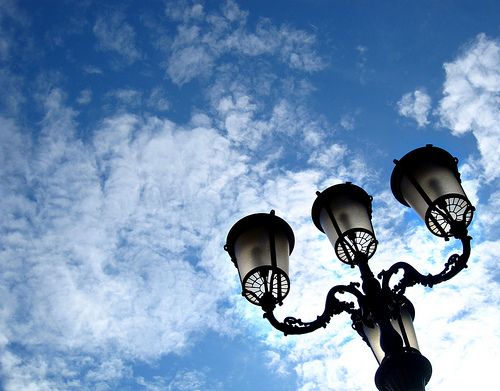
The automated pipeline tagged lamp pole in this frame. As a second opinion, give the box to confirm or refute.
[224,145,474,391]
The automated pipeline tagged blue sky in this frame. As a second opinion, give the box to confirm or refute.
[0,0,499,390]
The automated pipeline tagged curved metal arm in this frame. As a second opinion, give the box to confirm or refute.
[378,234,472,295]
[261,282,364,335]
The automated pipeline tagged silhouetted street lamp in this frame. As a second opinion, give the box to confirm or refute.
[225,145,474,391]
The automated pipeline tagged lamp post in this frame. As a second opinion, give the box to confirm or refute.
[224,145,475,391]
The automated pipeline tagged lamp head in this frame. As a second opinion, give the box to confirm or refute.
[391,144,474,238]
[311,182,377,265]
[225,211,294,306]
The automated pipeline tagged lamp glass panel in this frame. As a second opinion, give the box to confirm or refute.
[393,308,419,351]
[399,164,466,223]
[319,195,376,262]
[363,309,420,365]
[363,323,384,364]
[233,226,290,285]
[321,195,374,235]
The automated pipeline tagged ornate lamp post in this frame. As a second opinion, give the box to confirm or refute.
[224,145,474,391]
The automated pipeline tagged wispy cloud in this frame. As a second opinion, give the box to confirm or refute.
[214,93,330,151]
[0,68,25,114]
[355,45,370,84]
[138,368,222,391]
[93,11,140,64]
[76,88,92,105]
[83,65,103,75]
[167,44,214,85]
[397,88,432,127]
[147,87,170,112]
[339,113,355,130]
[165,0,325,85]
[0,0,30,115]
[106,88,142,106]
[0,0,30,61]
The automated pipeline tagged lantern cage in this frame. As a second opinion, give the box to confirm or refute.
[361,298,421,364]
[391,145,474,238]
[225,211,295,306]
[312,182,378,265]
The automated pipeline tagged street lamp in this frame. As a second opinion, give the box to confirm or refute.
[224,145,475,391]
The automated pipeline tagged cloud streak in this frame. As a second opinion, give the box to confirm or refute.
[166,0,324,85]
[93,11,141,64]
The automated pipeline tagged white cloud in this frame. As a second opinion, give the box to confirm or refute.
[209,81,331,151]
[167,45,214,85]
[0,35,8,61]
[0,0,29,61]
[165,1,205,22]
[308,143,376,186]
[0,352,77,391]
[0,1,30,115]
[0,65,25,115]
[475,189,500,235]
[147,87,170,111]
[85,359,131,382]
[166,370,209,391]
[339,114,355,130]
[165,0,324,85]
[77,89,92,105]
[137,369,222,391]
[397,88,432,127]
[106,88,142,106]
[277,26,325,72]
[216,93,259,146]
[83,65,103,75]
[93,11,140,64]
[354,45,371,84]
[0,91,251,387]
[438,33,500,180]
[265,350,290,376]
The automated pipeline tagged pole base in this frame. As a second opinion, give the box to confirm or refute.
[375,350,432,391]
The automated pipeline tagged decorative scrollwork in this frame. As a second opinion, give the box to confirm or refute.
[262,282,364,336]
[378,235,471,295]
